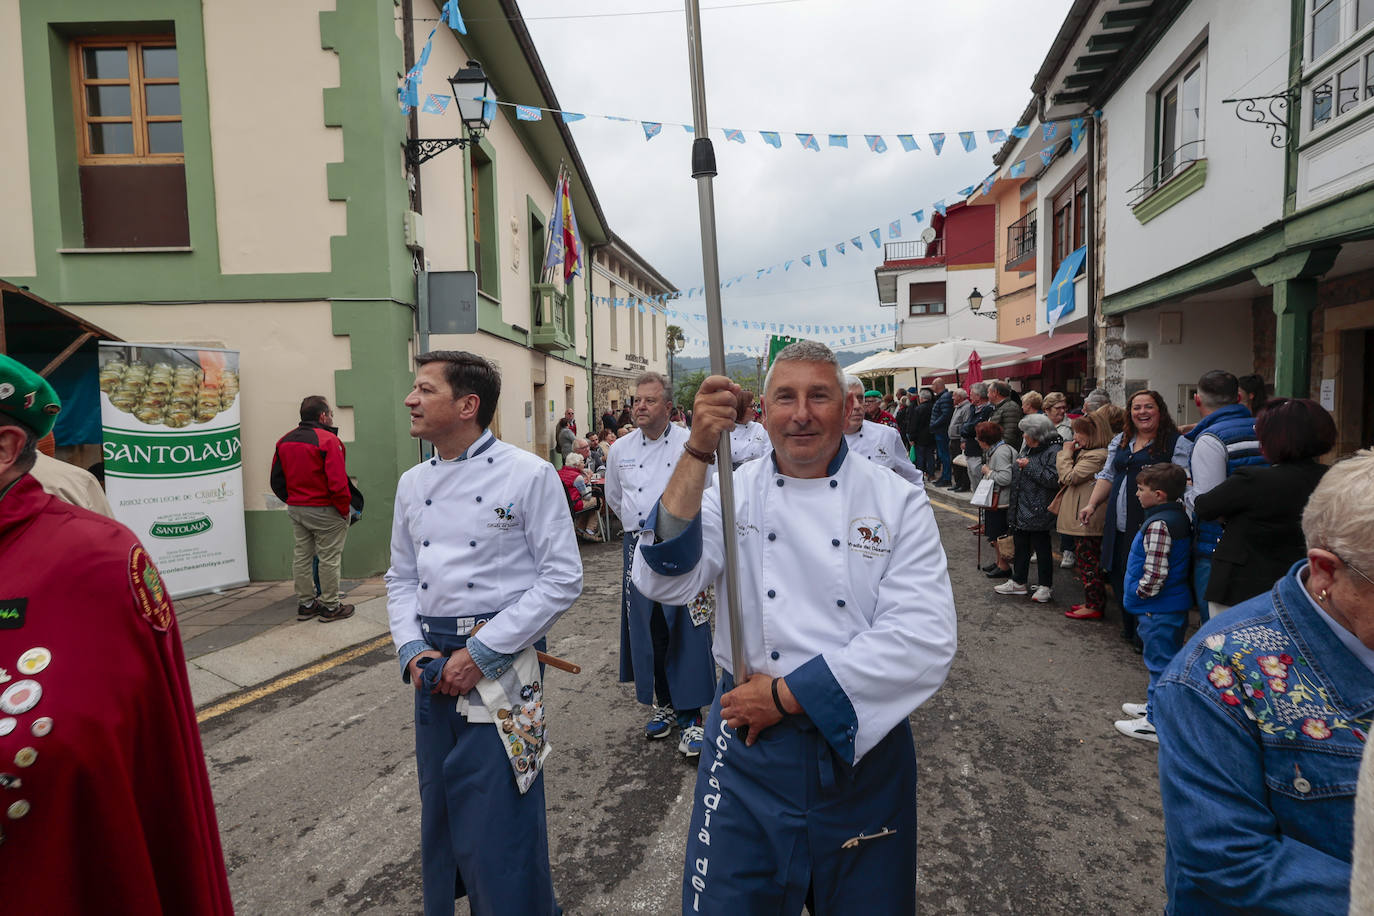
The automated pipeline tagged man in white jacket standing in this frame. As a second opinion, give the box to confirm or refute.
[632,341,957,914]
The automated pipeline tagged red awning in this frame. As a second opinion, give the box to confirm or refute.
[981,331,1087,370]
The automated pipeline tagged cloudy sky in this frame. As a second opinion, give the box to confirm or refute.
[516,0,1074,357]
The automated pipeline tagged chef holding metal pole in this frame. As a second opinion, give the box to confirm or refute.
[627,4,959,911]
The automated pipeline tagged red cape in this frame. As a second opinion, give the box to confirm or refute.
[0,475,233,914]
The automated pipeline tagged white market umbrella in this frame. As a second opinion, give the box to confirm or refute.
[880,337,1026,373]
[844,350,895,376]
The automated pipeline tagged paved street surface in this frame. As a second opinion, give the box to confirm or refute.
[200,488,1173,914]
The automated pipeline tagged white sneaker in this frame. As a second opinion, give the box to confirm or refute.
[1031,586,1053,603]
[678,724,704,757]
[1060,550,1076,569]
[1114,717,1159,743]
[994,580,1028,596]
[1121,702,1149,718]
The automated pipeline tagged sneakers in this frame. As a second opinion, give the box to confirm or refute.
[297,601,318,621]
[1121,702,1149,718]
[317,603,355,623]
[645,704,676,740]
[678,723,704,757]
[1114,717,1159,743]
[994,580,1028,596]
[1030,586,1053,603]
[1060,550,1076,569]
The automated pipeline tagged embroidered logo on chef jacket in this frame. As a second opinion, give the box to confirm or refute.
[0,599,25,630]
[488,502,519,530]
[847,516,891,560]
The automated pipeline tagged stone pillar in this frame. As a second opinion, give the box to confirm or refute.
[1253,247,1340,398]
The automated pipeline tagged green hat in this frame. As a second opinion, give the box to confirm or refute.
[863,389,883,399]
[0,354,60,438]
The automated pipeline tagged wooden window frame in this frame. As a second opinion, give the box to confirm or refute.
[71,36,182,166]
[1052,169,1089,274]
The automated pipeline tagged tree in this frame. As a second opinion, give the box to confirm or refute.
[675,369,706,411]
[665,324,686,390]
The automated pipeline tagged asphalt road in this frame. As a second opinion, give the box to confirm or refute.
[202,491,1170,914]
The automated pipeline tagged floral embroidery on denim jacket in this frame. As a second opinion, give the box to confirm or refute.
[1199,627,1373,743]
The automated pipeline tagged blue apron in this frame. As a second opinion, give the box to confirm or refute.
[413,615,560,916]
[619,530,717,711]
[682,673,918,914]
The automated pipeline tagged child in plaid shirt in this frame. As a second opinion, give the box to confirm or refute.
[1115,463,1193,743]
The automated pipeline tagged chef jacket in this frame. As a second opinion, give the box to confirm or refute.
[728,421,770,468]
[845,419,923,487]
[632,440,957,764]
[386,431,582,672]
[604,422,692,531]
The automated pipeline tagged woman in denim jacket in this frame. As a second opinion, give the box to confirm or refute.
[1154,449,1374,915]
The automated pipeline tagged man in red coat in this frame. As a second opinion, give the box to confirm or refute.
[0,354,233,913]
[271,395,354,622]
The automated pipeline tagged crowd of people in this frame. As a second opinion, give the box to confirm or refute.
[13,335,1374,914]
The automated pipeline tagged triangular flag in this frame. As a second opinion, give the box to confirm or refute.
[933,200,946,216]
[869,228,881,247]
[959,131,976,152]
[1040,148,1055,167]
[760,131,782,148]
[837,242,846,254]
[987,129,1008,143]
[828,134,849,148]
[516,105,542,121]
[1009,159,1026,178]
[912,209,924,223]
[889,220,901,238]
[642,121,662,140]
[851,236,863,251]
[1010,125,1030,139]
[865,134,887,153]
[958,185,976,197]
[441,0,467,33]
[897,134,919,152]
[802,254,812,266]
[724,128,745,143]
[982,176,995,196]
[1070,118,1086,152]
[561,111,585,123]
[929,132,946,155]
[784,259,794,271]
[1043,122,1058,141]
[819,250,828,266]
[683,125,695,133]
[796,133,820,151]
[421,93,450,115]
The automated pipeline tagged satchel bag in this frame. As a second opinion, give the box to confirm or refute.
[995,534,1016,561]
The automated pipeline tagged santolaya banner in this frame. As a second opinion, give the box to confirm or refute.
[99,342,249,597]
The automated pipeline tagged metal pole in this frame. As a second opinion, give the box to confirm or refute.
[682,0,749,689]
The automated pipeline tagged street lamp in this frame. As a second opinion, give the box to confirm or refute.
[969,286,997,319]
[405,60,494,168]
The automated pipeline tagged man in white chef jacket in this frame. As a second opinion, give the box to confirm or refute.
[385,350,582,916]
[604,371,715,758]
[632,341,956,914]
[843,374,924,488]
[727,388,770,469]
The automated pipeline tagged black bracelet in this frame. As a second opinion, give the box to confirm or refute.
[771,677,788,717]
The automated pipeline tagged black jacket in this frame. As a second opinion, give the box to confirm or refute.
[1007,434,1063,532]
[960,402,994,457]
[907,400,935,448]
[1195,460,1328,606]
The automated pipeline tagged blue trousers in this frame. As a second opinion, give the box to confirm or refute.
[933,432,952,483]
[1192,552,1213,623]
[619,532,716,711]
[682,675,918,914]
[1138,611,1188,722]
[414,619,560,916]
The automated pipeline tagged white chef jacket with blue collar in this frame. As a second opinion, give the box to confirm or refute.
[385,430,583,674]
[846,419,923,487]
[604,422,693,531]
[728,421,770,467]
[631,440,957,764]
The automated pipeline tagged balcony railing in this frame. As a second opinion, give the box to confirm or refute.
[531,283,573,352]
[1127,139,1206,206]
[883,238,943,262]
[1006,210,1036,269]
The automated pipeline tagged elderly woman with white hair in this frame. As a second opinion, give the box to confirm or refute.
[1156,449,1374,914]
[995,412,1064,603]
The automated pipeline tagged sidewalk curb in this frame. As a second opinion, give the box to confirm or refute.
[187,595,390,709]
